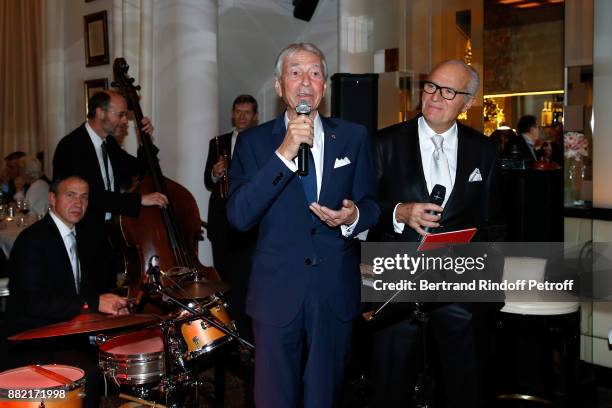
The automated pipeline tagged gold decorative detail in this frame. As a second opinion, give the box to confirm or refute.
[483,98,505,136]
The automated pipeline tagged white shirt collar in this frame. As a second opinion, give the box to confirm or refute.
[283,111,323,148]
[418,116,458,150]
[85,121,106,149]
[49,210,76,239]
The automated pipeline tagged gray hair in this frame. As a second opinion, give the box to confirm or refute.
[432,59,480,98]
[20,156,42,181]
[274,43,328,81]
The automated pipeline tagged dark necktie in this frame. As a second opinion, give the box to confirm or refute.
[299,149,317,206]
[101,140,112,191]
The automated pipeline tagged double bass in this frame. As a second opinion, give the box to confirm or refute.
[111,58,220,302]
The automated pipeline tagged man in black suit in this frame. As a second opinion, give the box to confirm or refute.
[510,114,540,162]
[1,175,129,407]
[370,60,502,407]
[53,90,168,285]
[204,94,258,337]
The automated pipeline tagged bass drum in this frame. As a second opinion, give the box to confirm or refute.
[0,364,85,408]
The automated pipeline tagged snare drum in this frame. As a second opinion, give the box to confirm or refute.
[180,296,235,360]
[98,327,164,386]
[0,364,85,407]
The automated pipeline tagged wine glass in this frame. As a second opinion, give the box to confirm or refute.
[20,200,30,216]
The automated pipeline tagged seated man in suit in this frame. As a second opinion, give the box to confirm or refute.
[1,175,128,408]
[227,42,379,407]
[370,60,502,407]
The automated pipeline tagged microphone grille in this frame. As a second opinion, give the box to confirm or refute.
[430,184,446,206]
[296,100,311,115]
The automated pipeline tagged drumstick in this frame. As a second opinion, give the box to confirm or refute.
[119,393,167,408]
[27,365,74,386]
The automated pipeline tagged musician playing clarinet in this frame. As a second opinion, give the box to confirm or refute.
[204,94,258,339]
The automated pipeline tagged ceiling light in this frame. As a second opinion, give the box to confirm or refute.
[516,2,541,8]
[484,90,564,98]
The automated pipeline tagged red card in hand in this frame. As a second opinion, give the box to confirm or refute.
[417,227,477,252]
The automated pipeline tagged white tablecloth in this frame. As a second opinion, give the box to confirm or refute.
[0,214,37,258]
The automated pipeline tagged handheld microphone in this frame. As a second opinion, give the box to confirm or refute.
[296,100,312,176]
[423,184,446,234]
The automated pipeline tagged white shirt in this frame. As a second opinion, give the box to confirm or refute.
[85,122,114,220]
[275,111,359,237]
[49,210,80,292]
[25,179,49,217]
[393,117,458,233]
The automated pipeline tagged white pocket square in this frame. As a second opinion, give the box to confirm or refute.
[334,157,351,169]
[468,168,482,182]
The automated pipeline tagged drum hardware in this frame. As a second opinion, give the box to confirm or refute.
[148,260,253,352]
[145,262,254,407]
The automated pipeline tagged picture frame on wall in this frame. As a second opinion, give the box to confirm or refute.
[84,78,108,115]
[84,11,109,67]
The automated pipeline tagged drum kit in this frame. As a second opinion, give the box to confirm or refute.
[1,258,253,407]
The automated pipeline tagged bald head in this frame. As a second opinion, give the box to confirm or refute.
[87,90,129,138]
[420,60,479,134]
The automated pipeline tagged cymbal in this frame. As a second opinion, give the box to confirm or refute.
[171,279,230,299]
[9,313,159,341]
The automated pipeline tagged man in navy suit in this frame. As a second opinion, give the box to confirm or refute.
[1,175,129,407]
[227,43,380,407]
[370,60,503,407]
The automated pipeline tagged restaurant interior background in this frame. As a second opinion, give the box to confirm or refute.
[3,0,612,404]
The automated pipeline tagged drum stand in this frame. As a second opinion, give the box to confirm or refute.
[150,285,255,407]
[368,298,435,407]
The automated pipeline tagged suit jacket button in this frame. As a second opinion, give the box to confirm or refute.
[310,228,316,235]
[304,258,312,266]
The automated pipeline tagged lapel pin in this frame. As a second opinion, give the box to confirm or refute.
[331,133,336,140]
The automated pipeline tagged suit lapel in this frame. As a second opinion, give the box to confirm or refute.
[408,120,430,203]
[45,215,78,295]
[319,116,340,202]
[80,125,109,192]
[443,124,470,217]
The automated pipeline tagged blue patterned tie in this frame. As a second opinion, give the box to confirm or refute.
[300,149,317,206]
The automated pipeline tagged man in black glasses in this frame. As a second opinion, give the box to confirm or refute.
[369,60,503,407]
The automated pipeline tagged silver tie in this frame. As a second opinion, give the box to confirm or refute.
[68,231,80,294]
[430,134,452,206]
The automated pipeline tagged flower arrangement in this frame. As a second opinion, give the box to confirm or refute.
[564,131,589,162]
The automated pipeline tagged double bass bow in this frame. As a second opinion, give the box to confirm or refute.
[111,58,220,302]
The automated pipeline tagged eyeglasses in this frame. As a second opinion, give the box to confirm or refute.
[104,109,128,118]
[423,81,472,101]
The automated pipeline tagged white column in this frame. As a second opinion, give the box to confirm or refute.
[593,0,612,207]
[43,0,66,177]
[153,0,218,264]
